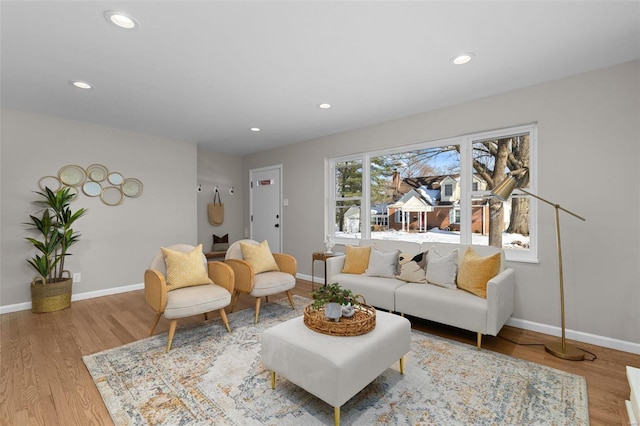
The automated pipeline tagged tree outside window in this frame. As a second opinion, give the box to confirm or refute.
[328,125,535,261]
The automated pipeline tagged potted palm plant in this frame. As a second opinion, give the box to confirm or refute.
[25,187,87,313]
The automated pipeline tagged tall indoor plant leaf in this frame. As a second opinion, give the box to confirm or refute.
[25,187,87,283]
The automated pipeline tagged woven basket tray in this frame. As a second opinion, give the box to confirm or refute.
[303,303,376,336]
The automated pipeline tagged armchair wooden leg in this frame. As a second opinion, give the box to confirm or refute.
[219,308,231,332]
[166,319,178,353]
[254,297,261,324]
[204,312,209,321]
[477,332,482,350]
[334,406,340,426]
[150,313,162,336]
[285,290,295,310]
[230,291,240,313]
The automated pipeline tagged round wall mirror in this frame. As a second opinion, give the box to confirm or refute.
[83,181,102,197]
[108,172,123,185]
[86,164,108,182]
[38,176,61,192]
[59,165,86,187]
[101,186,123,206]
[122,178,143,198]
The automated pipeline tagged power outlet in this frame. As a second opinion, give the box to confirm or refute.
[73,272,81,283]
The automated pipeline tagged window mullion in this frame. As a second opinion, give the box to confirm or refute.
[459,138,472,244]
[362,154,371,239]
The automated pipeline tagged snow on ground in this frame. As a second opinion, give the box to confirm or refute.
[337,229,530,250]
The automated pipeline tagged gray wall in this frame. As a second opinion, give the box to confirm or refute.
[196,147,244,251]
[244,60,640,346]
[1,109,198,307]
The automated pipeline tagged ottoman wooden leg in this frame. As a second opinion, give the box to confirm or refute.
[334,406,340,426]
[477,332,482,350]
[270,371,276,389]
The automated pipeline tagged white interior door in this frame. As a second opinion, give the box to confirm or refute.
[249,165,282,252]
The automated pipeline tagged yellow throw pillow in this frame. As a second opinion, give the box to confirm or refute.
[341,245,372,274]
[161,244,213,291]
[240,240,280,274]
[457,247,501,298]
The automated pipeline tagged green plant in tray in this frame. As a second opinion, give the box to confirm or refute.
[311,282,361,309]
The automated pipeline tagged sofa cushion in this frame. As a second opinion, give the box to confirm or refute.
[365,248,399,278]
[331,273,405,312]
[240,240,280,274]
[457,247,501,298]
[341,245,372,274]
[395,283,488,334]
[425,249,458,289]
[161,244,213,291]
[396,250,428,283]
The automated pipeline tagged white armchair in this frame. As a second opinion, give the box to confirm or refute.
[144,244,234,352]
[224,239,296,323]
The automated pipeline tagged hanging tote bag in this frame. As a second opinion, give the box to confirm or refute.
[208,188,224,226]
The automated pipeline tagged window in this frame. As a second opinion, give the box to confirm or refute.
[330,158,363,240]
[327,125,537,262]
[444,184,453,197]
[449,208,461,225]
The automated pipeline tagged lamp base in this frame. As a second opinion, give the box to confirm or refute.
[545,341,585,361]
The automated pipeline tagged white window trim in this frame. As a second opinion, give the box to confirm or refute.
[326,124,538,262]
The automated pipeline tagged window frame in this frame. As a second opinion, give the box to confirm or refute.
[326,124,538,262]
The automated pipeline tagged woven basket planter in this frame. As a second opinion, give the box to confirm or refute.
[31,272,72,313]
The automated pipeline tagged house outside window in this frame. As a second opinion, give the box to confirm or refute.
[327,124,537,262]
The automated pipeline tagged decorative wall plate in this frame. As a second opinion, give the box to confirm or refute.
[86,164,108,182]
[58,165,86,187]
[122,178,143,198]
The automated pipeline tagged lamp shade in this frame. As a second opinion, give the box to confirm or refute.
[491,176,518,201]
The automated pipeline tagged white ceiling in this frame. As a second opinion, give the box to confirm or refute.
[2,1,639,155]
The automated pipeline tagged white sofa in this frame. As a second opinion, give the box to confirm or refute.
[326,239,515,349]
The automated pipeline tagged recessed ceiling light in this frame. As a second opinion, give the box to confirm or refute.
[69,80,93,90]
[104,11,139,29]
[250,127,261,132]
[318,103,332,109]
[451,53,474,65]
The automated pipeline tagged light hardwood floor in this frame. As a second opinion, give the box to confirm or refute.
[1,279,638,425]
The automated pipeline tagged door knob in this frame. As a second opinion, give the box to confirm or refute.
[275,224,280,228]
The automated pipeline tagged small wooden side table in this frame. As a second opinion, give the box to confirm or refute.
[311,251,341,291]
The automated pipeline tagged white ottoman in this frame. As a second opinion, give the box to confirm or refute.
[261,310,411,426]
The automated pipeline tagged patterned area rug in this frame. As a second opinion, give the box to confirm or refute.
[83,296,589,425]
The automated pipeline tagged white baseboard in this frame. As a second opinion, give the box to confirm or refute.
[0,283,144,315]
[506,317,640,355]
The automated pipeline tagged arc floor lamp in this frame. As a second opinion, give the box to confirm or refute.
[491,173,586,361]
